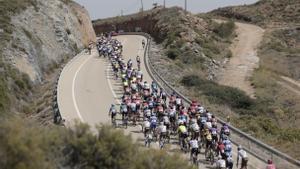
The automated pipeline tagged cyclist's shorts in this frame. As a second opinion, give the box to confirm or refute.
[150,123,157,129]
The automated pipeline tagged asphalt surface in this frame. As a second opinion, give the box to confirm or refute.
[57,35,266,169]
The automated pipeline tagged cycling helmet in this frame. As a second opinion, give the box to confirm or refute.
[206,134,212,141]
[267,159,273,164]
[178,119,184,125]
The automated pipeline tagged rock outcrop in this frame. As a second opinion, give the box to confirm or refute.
[3,0,96,82]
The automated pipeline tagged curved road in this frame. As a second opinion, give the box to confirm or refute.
[57,35,265,168]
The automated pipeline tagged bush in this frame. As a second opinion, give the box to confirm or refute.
[201,83,254,110]
[181,75,203,87]
[213,20,235,38]
[167,48,180,60]
[181,75,254,110]
[0,119,194,169]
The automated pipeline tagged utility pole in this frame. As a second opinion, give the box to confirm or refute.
[140,0,144,12]
[184,0,187,13]
[121,9,123,16]
[163,0,166,8]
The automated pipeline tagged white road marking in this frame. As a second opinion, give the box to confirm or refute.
[72,52,94,122]
[106,64,121,104]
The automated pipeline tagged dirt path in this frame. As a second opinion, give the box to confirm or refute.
[217,22,265,98]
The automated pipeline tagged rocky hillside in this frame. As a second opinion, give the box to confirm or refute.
[0,0,96,118]
[94,7,235,80]
[2,0,96,82]
[211,0,300,27]
[212,0,300,159]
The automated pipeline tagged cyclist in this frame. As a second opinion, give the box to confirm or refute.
[210,127,218,142]
[266,159,276,169]
[162,115,170,130]
[205,132,213,158]
[151,81,158,93]
[142,39,145,48]
[144,81,150,90]
[189,138,199,161]
[216,155,226,169]
[190,119,200,139]
[175,96,182,110]
[236,145,248,169]
[226,155,234,169]
[143,118,151,136]
[136,55,141,70]
[150,114,158,132]
[160,88,167,102]
[108,104,117,124]
[217,141,225,157]
[158,122,167,147]
[120,102,128,120]
[177,122,188,148]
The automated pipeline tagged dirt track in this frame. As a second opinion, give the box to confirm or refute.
[218,22,265,97]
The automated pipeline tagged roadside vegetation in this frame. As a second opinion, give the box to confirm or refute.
[0,118,194,169]
[211,0,300,27]
[211,0,300,159]
[0,0,38,115]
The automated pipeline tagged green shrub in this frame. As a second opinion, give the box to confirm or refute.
[181,75,202,87]
[213,20,235,38]
[226,50,233,58]
[167,48,180,60]
[201,83,254,110]
[0,119,194,169]
[181,75,254,110]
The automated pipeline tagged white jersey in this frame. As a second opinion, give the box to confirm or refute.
[189,140,199,149]
[176,98,181,105]
[238,150,248,159]
[191,123,200,132]
[159,125,167,133]
[217,159,226,168]
[145,109,151,117]
[207,112,212,119]
[144,121,150,128]
[163,116,170,124]
[131,83,137,90]
[169,109,176,117]
[144,83,150,90]
[205,121,212,129]
[198,106,205,113]
[137,71,143,78]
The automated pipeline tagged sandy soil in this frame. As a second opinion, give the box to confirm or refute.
[217,22,265,98]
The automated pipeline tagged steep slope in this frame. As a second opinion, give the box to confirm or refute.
[0,0,96,119]
[94,7,235,80]
[212,0,300,27]
[212,0,300,159]
[3,0,96,82]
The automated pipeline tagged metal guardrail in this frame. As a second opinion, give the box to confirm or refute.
[53,66,64,125]
[118,32,300,169]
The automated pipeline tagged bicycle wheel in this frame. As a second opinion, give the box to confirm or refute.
[209,150,214,165]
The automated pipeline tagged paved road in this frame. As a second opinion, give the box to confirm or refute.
[57,35,266,169]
